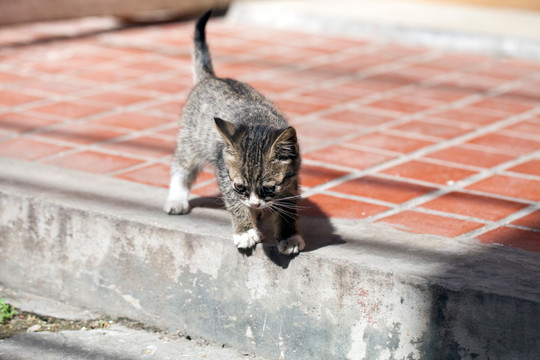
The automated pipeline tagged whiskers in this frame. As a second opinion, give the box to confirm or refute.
[264,194,308,220]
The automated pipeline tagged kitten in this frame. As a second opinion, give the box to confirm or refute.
[164,10,305,255]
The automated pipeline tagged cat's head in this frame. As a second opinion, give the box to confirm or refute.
[214,117,300,209]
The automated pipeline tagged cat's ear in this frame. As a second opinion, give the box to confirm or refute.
[271,127,298,161]
[214,117,238,148]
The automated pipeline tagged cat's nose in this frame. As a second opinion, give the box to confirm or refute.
[248,194,262,208]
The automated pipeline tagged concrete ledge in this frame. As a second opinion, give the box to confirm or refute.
[1,157,539,359]
[228,0,540,60]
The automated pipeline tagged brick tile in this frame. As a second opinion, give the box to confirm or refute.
[305,145,393,170]
[276,98,329,116]
[363,73,421,88]
[497,89,540,105]
[467,133,540,156]
[83,92,152,106]
[294,120,355,140]
[297,136,322,150]
[32,59,96,74]
[43,150,143,174]
[0,90,42,106]
[124,61,176,73]
[512,210,540,230]
[91,113,171,130]
[322,109,395,127]
[0,71,28,83]
[433,108,505,125]
[191,180,221,197]
[216,61,270,79]
[421,192,527,221]
[468,97,535,115]
[477,227,540,253]
[330,176,436,203]
[116,163,169,187]
[420,54,486,70]
[426,145,514,168]
[31,101,109,119]
[339,79,399,96]
[399,65,448,78]
[366,97,431,114]
[76,68,146,82]
[500,79,540,99]
[391,120,470,139]
[0,112,59,133]
[158,126,179,137]
[379,210,484,237]
[304,37,368,53]
[102,136,175,158]
[299,85,371,104]
[470,61,534,80]
[348,133,435,153]
[302,193,390,219]
[508,159,540,177]
[135,80,191,94]
[254,46,324,63]
[0,137,70,160]
[309,56,383,75]
[144,100,183,116]
[503,120,540,136]
[408,84,475,102]
[118,162,216,189]
[299,164,348,188]
[468,175,540,202]
[448,74,508,91]
[382,160,477,185]
[373,45,427,59]
[245,79,297,95]
[36,123,125,145]
[493,58,540,74]
[25,80,92,95]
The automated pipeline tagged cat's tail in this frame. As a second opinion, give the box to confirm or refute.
[193,10,215,83]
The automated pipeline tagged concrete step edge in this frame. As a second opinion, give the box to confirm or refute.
[1,157,539,359]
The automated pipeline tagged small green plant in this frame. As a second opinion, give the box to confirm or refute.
[0,298,15,323]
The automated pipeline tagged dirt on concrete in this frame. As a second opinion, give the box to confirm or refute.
[0,305,161,340]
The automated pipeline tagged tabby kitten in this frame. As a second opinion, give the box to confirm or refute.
[164,11,305,255]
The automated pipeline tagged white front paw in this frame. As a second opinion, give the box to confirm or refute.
[233,229,262,249]
[164,197,189,215]
[278,235,305,255]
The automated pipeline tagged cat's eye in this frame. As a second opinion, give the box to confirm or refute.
[233,183,246,194]
[263,185,276,196]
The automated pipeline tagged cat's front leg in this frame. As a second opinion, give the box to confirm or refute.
[274,202,305,255]
[229,204,262,249]
[164,167,195,215]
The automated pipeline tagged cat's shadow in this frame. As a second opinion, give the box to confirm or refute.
[189,197,346,268]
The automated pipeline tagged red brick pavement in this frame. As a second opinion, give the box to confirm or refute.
[1,17,539,252]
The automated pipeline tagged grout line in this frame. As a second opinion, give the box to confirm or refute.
[457,202,540,240]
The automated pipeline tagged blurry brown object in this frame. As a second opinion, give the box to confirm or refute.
[0,0,231,25]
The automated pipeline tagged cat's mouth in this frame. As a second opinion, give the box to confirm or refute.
[242,198,269,209]
[244,201,268,209]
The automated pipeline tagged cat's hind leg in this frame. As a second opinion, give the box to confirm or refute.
[164,159,199,215]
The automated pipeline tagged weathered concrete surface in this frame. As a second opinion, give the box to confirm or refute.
[1,157,539,360]
[0,325,266,360]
